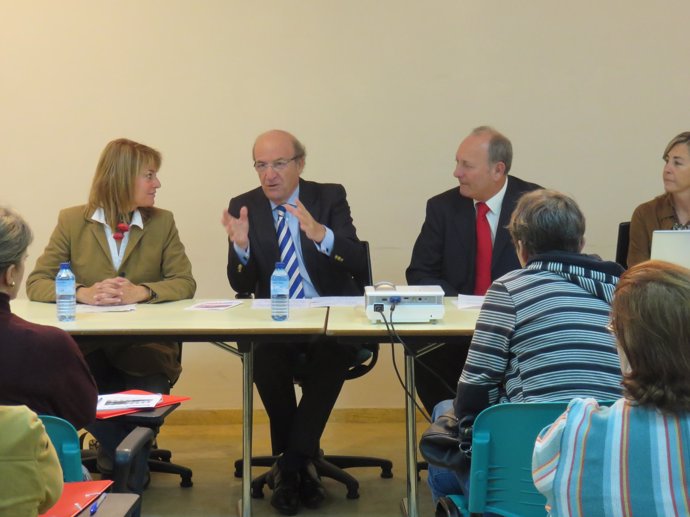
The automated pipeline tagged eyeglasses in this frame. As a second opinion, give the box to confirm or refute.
[253,155,302,173]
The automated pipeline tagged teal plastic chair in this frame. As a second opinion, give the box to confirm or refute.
[41,414,154,517]
[39,415,83,482]
[436,402,570,517]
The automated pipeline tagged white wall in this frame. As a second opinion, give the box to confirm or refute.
[3,1,690,409]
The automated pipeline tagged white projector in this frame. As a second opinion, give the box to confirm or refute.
[364,284,445,323]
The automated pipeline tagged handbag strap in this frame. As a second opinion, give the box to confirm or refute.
[458,415,474,458]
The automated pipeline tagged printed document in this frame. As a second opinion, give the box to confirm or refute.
[97,392,162,411]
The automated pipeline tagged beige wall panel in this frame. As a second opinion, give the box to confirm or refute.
[3,1,690,409]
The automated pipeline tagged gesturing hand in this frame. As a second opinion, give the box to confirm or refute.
[285,199,326,243]
[221,206,250,250]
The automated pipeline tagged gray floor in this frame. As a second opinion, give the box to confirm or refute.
[140,420,435,517]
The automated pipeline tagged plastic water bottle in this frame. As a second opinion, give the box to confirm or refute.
[55,262,76,322]
[270,262,289,321]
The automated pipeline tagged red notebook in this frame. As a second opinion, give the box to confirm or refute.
[40,479,112,517]
[96,389,190,419]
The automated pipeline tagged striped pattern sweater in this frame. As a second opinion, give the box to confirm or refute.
[454,252,623,419]
[533,398,690,517]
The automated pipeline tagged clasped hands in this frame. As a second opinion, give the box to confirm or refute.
[221,199,326,249]
[76,277,150,305]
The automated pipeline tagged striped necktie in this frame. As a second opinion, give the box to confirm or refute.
[275,205,305,299]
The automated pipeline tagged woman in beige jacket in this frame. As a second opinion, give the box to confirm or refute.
[27,138,196,474]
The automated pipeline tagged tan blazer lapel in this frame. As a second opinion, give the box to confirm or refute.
[87,218,113,264]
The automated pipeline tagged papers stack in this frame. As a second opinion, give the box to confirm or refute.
[97,393,162,411]
[96,390,191,419]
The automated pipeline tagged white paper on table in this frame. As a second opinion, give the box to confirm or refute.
[309,296,364,307]
[76,304,137,313]
[251,298,311,309]
[97,393,162,411]
[185,300,242,311]
[456,295,485,309]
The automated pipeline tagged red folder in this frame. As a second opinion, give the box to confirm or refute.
[40,479,112,517]
[96,389,191,419]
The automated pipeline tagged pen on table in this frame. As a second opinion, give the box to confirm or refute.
[89,493,107,515]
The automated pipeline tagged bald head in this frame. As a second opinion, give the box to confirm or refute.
[252,129,306,205]
[252,130,306,161]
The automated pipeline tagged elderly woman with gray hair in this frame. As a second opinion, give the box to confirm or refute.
[0,206,97,429]
[423,189,625,503]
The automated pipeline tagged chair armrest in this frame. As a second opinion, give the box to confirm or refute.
[112,426,155,494]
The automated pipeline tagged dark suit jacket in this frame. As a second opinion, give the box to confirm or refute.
[406,175,542,295]
[227,179,367,298]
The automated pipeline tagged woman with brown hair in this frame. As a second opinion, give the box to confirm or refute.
[533,260,690,516]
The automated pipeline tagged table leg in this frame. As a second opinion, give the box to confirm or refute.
[241,342,253,517]
[403,351,418,517]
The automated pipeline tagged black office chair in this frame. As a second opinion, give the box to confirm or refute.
[616,221,631,269]
[143,344,194,487]
[83,404,193,488]
[82,345,193,488]
[233,241,393,499]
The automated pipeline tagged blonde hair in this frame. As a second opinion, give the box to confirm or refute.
[611,260,690,413]
[0,206,33,275]
[86,138,161,229]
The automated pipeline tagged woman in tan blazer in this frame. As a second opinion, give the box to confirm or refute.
[26,138,196,473]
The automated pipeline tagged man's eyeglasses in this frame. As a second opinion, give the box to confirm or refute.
[254,155,302,173]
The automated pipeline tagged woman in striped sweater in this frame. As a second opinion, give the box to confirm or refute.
[424,190,624,501]
[533,260,690,516]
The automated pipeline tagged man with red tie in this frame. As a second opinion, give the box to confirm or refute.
[406,126,542,414]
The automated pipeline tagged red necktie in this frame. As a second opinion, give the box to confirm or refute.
[474,202,492,295]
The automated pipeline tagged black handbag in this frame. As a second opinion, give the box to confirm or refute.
[419,408,474,470]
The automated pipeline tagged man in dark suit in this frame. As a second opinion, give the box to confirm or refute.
[222,129,367,515]
[406,126,542,414]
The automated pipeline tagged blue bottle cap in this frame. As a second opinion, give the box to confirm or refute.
[59,262,70,268]
[275,262,285,268]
